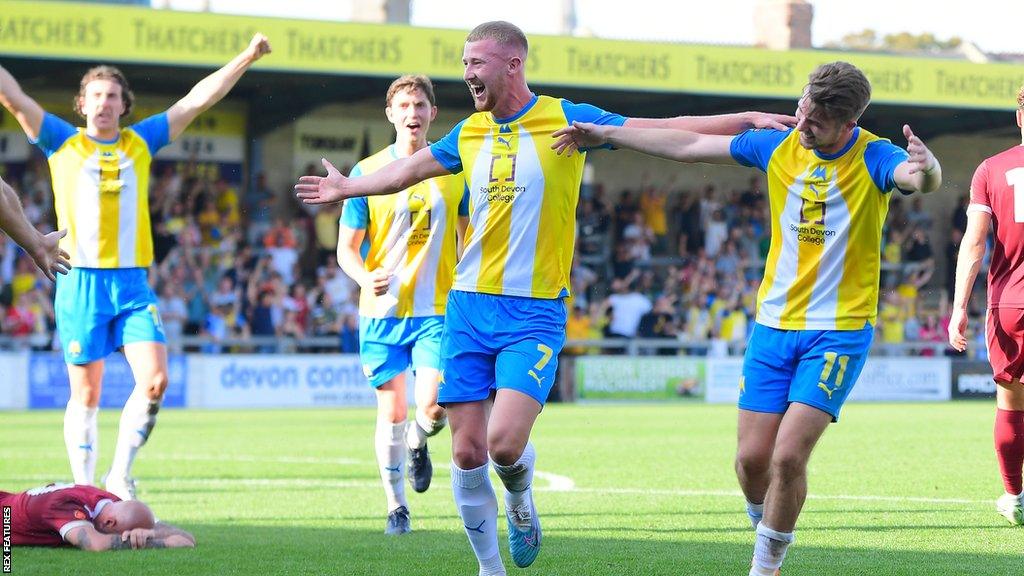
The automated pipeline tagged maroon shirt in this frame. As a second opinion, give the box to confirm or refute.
[970,145,1024,308]
[0,484,119,546]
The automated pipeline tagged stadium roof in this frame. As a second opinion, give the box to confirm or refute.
[3,1,1021,141]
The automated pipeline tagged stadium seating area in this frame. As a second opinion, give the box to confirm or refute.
[0,155,982,358]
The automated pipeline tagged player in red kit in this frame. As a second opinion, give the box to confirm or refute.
[0,483,194,550]
[949,84,1024,525]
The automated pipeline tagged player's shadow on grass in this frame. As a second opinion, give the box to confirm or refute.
[9,524,1020,576]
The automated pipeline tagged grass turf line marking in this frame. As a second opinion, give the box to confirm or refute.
[0,474,986,506]
[0,453,982,505]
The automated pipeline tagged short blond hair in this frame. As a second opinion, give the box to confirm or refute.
[1017,84,1024,110]
[466,21,528,56]
[386,75,435,107]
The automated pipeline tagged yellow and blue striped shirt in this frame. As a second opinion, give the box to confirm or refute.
[430,94,625,299]
[730,127,908,330]
[33,113,169,269]
[343,145,468,319]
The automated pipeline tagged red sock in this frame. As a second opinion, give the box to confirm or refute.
[995,409,1024,495]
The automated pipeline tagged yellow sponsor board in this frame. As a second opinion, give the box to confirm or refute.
[1,1,1022,110]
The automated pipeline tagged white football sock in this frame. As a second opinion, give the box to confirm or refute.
[107,389,160,480]
[451,462,503,574]
[406,410,447,450]
[376,420,408,512]
[492,442,535,510]
[746,499,765,529]
[751,522,795,575]
[64,400,98,485]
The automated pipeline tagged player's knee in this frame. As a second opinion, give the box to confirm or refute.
[735,449,771,476]
[487,440,525,467]
[145,372,169,399]
[375,394,405,423]
[452,443,487,469]
[72,383,102,406]
[770,449,808,480]
[423,402,445,421]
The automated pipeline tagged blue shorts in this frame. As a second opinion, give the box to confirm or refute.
[438,290,567,406]
[740,322,874,421]
[359,315,444,388]
[55,268,166,365]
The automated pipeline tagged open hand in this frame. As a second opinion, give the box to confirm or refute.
[31,229,71,282]
[747,111,797,130]
[295,159,349,205]
[551,121,611,157]
[903,124,937,175]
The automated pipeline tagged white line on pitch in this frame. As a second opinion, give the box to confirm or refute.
[151,453,363,466]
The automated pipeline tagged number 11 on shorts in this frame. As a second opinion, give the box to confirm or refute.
[817,351,849,400]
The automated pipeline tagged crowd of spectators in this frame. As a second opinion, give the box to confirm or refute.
[0,158,361,354]
[0,156,987,359]
[570,175,982,359]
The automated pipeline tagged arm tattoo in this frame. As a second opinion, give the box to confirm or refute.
[71,528,90,550]
[108,535,131,551]
[112,534,169,550]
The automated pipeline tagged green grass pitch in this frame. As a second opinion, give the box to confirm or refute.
[1,402,1017,575]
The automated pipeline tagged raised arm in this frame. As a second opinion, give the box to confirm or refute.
[64,523,195,551]
[296,148,450,205]
[0,178,70,281]
[893,124,942,194]
[625,111,795,135]
[166,33,271,141]
[948,210,990,352]
[0,65,46,140]
[552,122,737,165]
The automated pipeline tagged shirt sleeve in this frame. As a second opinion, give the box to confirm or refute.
[729,129,790,172]
[41,495,88,540]
[339,196,368,230]
[560,100,627,127]
[30,113,77,157]
[968,160,992,214]
[560,100,627,152]
[863,139,910,193]
[458,184,470,217]
[429,119,467,174]
[340,196,369,230]
[130,112,171,154]
[341,163,368,229]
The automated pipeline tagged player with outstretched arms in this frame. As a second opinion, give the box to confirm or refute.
[298,21,793,576]
[336,74,469,535]
[553,61,941,575]
[0,34,271,500]
[949,84,1024,526]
